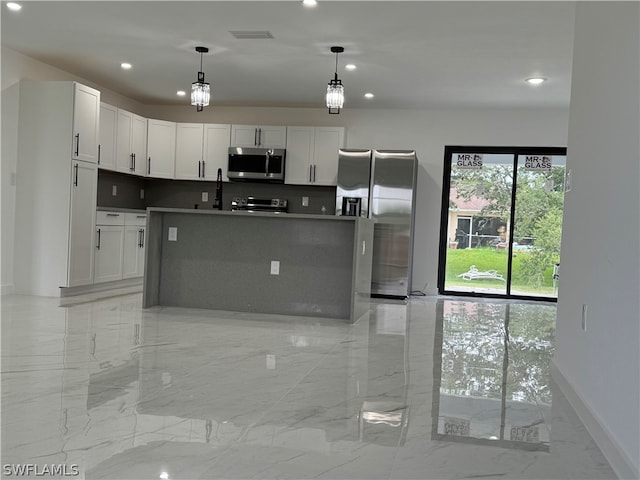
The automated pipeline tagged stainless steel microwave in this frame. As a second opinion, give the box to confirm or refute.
[227,147,286,183]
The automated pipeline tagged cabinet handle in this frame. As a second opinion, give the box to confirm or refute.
[202,161,206,178]
[148,157,151,175]
[98,144,101,165]
[130,153,134,171]
[136,215,146,219]
[96,228,101,250]
[254,128,258,146]
[258,128,262,146]
[313,164,317,183]
[139,229,145,248]
[309,165,312,183]
[75,133,80,157]
[133,153,136,171]
[73,163,78,186]
[198,161,202,178]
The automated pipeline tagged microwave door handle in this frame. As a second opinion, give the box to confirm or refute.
[265,152,270,176]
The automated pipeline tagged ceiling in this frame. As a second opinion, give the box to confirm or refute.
[2,1,576,110]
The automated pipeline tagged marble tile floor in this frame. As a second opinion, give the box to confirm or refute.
[1,293,617,480]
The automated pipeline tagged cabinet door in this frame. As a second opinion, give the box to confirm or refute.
[68,161,98,287]
[116,109,134,173]
[230,125,259,147]
[72,83,100,164]
[175,123,205,180]
[312,127,345,185]
[285,126,314,185]
[94,225,124,283]
[203,124,231,180]
[131,114,148,176]
[123,226,144,279]
[147,119,176,178]
[259,126,287,148]
[98,103,117,170]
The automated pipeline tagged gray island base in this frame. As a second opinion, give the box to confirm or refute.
[143,208,374,322]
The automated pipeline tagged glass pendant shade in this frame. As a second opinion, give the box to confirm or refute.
[191,72,210,112]
[326,77,344,114]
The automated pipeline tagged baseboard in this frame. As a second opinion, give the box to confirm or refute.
[551,361,639,480]
[1,283,14,295]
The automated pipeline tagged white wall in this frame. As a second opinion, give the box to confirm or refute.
[2,46,569,295]
[554,3,639,479]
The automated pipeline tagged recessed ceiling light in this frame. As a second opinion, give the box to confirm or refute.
[364,93,375,99]
[121,63,132,70]
[526,77,546,85]
[7,2,22,11]
[302,0,317,6]
[345,64,356,71]
[176,90,186,97]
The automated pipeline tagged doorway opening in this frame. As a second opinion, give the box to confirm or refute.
[438,146,567,301]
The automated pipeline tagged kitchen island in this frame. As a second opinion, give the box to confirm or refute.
[143,208,374,322]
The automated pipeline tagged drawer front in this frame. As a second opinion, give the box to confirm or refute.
[96,211,125,226]
[125,213,147,227]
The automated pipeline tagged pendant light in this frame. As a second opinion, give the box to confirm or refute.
[326,46,344,114]
[191,46,210,112]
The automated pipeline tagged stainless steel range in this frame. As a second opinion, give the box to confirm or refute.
[231,197,288,213]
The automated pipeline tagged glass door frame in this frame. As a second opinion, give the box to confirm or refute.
[437,145,567,302]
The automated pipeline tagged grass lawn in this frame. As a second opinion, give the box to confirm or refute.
[445,247,557,296]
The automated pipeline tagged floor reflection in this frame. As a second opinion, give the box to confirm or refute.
[432,300,555,451]
[1,294,616,479]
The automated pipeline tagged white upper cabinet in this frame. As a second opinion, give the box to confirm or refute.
[285,126,345,185]
[175,123,205,180]
[116,109,147,176]
[175,123,230,180]
[147,119,176,178]
[231,125,286,148]
[72,83,100,164]
[98,103,117,170]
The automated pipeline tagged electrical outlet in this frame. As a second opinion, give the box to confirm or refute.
[302,196,309,207]
[112,185,117,196]
[266,354,276,370]
[270,260,280,275]
[168,227,178,242]
[140,188,145,199]
[581,304,588,331]
[202,192,208,202]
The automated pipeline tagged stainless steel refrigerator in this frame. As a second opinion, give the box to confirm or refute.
[336,149,418,298]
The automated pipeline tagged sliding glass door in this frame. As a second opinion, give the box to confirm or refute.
[438,146,567,301]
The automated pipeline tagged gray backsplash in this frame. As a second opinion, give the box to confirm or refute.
[97,171,336,215]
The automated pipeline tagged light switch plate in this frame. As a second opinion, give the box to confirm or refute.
[140,188,145,199]
[302,196,309,207]
[202,192,208,202]
[270,260,280,275]
[112,185,117,196]
[266,354,276,370]
[168,227,177,241]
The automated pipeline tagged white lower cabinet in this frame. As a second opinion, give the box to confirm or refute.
[123,214,146,279]
[94,211,146,283]
[94,213,125,283]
